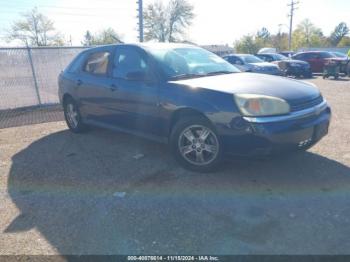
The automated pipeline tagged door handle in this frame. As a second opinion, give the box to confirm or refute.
[76,79,82,86]
[109,84,118,92]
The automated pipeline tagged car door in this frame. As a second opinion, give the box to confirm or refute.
[306,53,322,72]
[108,45,162,137]
[75,47,115,123]
[312,53,325,72]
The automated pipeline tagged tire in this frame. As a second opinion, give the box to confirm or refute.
[63,97,87,133]
[170,116,223,172]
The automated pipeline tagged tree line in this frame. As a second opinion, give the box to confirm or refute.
[3,0,349,53]
[235,20,350,53]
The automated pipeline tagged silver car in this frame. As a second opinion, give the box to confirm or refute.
[224,54,283,76]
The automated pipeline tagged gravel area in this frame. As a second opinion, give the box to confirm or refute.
[0,76,349,255]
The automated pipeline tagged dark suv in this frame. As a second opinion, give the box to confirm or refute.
[58,44,330,172]
[256,53,312,78]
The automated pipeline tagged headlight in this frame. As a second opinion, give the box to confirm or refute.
[234,94,290,117]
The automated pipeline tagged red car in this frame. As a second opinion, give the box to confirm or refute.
[292,51,349,73]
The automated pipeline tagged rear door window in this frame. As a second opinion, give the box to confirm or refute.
[112,47,149,79]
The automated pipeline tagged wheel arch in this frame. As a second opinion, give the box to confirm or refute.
[168,107,213,136]
[62,93,74,105]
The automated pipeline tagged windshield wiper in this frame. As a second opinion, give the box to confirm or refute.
[169,71,236,80]
[204,71,236,76]
[169,73,206,80]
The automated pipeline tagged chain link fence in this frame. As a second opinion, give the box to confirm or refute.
[0,46,87,110]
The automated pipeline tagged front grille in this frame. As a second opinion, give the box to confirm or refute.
[290,96,323,112]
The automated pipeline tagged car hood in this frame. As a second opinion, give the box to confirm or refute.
[171,73,320,104]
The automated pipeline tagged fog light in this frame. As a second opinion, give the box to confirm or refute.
[298,138,312,148]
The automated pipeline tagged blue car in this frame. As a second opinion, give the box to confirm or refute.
[58,44,331,172]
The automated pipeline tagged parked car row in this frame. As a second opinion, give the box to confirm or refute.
[223,50,349,79]
[223,53,312,78]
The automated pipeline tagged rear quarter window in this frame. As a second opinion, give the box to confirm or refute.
[83,51,111,75]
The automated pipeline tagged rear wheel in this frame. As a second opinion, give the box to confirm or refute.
[63,97,87,133]
[170,117,223,172]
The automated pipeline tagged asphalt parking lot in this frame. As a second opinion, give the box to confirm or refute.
[0,76,349,255]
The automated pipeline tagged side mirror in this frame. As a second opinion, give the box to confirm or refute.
[126,71,149,81]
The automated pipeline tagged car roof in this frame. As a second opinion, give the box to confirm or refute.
[296,51,330,54]
[81,43,198,53]
[229,54,254,57]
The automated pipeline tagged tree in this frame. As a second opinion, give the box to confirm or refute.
[6,7,64,46]
[292,19,325,49]
[82,30,93,46]
[337,36,350,47]
[82,28,122,46]
[271,32,289,51]
[329,22,349,47]
[144,0,194,42]
[257,27,270,42]
[234,35,262,54]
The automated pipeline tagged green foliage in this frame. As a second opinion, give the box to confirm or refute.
[338,36,350,47]
[292,19,325,49]
[6,7,64,46]
[234,20,349,53]
[234,35,262,54]
[271,32,289,51]
[144,0,194,42]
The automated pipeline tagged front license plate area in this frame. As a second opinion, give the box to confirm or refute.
[313,122,329,141]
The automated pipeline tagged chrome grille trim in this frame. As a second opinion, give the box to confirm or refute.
[290,96,324,112]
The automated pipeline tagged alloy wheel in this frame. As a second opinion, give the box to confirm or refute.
[66,103,78,128]
[178,125,219,166]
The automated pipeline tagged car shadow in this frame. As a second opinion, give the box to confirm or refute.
[5,128,350,254]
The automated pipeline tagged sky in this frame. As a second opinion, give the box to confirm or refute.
[0,0,349,46]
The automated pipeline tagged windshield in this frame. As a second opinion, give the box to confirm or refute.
[273,54,288,60]
[320,52,336,58]
[331,52,348,58]
[147,47,240,79]
[240,55,264,63]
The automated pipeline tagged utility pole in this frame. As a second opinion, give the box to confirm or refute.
[137,0,144,42]
[288,0,299,50]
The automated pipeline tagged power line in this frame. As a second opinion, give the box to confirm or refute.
[288,0,299,50]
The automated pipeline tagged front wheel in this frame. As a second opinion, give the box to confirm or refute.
[170,117,223,172]
[63,97,87,133]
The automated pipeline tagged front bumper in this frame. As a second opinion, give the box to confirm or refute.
[221,101,331,156]
[286,66,312,77]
